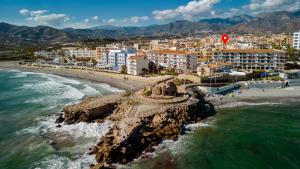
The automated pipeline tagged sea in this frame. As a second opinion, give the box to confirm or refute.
[0,69,123,169]
[1,69,300,169]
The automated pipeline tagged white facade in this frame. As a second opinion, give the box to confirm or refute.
[293,30,300,50]
[102,49,136,71]
[68,49,96,58]
[213,49,286,71]
[147,50,197,71]
[127,56,149,75]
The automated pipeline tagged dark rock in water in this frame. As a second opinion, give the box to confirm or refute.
[56,124,62,128]
[55,114,64,123]
[88,146,98,155]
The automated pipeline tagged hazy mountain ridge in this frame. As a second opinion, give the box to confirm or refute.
[0,10,299,45]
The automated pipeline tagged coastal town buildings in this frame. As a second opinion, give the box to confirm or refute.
[147,50,197,72]
[293,30,300,50]
[212,49,286,71]
[127,53,149,75]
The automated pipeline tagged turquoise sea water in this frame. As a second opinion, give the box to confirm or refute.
[0,69,122,169]
[132,104,300,169]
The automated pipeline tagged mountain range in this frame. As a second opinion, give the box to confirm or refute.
[0,10,300,45]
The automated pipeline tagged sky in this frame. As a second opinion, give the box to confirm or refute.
[0,0,299,29]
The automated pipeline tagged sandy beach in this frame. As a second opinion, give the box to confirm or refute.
[216,86,300,108]
[0,61,172,91]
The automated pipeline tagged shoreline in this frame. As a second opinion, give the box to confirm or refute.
[0,61,172,92]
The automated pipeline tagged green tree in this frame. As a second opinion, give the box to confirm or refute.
[120,65,127,74]
[91,59,97,66]
[286,45,298,61]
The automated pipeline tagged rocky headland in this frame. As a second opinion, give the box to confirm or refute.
[56,81,216,169]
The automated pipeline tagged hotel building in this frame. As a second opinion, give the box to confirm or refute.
[147,50,197,71]
[213,49,286,71]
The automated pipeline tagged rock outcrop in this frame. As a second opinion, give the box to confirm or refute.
[60,94,121,124]
[90,96,214,169]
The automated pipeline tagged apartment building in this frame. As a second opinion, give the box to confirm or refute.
[127,53,149,75]
[147,50,197,71]
[293,30,300,50]
[102,48,136,71]
[213,49,286,71]
[61,47,96,58]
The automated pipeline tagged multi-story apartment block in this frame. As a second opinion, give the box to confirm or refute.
[293,30,300,50]
[62,47,96,58]
[213,49,286,71]
[102,49,136,71]
[127,53,149,75]
[147,50,197,71]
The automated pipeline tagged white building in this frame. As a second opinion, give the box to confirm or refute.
[127,53,149,75]
[293,30,300,50]
[102,48,137,71]
[147,50,197,71]
[213,49,286,71]
[68,48,96,58]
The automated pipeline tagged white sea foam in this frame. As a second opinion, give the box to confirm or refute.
[22,79,85,105]
[98,83,125,93]
[46,74,82,85]
[18,115,113,140]
[4,69,20,72]
[33,153,96,169]
[18,116,113,169]
[81,84,101,96]
[10,73,28,78]
[185,122,214,129]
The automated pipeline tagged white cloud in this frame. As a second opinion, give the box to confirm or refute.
[30,10,47,16]
[129,16,149,23]
[244,0,299,14]
[107,18,116,24]
[153,0,220,21]
[20,9,69,27]
[26,13,69,26]
[104,16,148,26]
[92,16,99,21]
[19,9,29,16]
[84,18,90,23]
